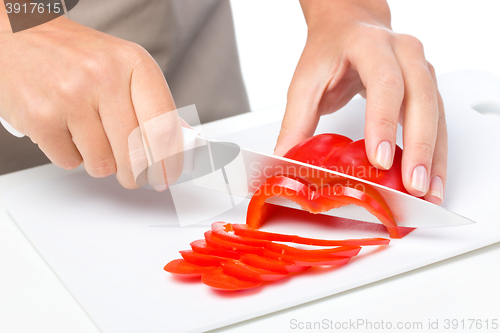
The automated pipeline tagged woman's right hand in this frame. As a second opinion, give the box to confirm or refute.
[0,9,184,190]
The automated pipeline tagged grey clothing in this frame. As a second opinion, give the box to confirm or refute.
[0,0,250,175]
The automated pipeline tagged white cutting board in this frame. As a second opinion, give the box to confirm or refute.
[4,71,500,333]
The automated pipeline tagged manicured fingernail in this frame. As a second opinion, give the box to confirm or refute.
[376,141,392,169]
[411,165,428,193]
[429,176,444,202]
[153,185,168,192]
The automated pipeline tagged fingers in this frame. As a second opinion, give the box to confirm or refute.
[142,110,184,190]
[67,106,116,178]
[351,42,404,171]
[274,58,323,156]
[424,64,447,205]
[98,73,145,189]
[127,127,149,188]
[393,36,439,197]
[130,49,183,190]
[33,122,83,170]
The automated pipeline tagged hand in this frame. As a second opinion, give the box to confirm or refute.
[274,0,447,205]
[0,12,184,190]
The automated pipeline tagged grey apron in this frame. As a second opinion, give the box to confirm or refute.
[0,0,250,174]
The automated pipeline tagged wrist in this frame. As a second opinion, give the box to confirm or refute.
[0,0,12,32]
[300,0,392,33]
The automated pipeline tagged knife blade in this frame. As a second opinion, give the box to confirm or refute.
[179,127,474,228]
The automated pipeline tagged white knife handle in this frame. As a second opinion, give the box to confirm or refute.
[0,116,25,138]
[181,126,200,174]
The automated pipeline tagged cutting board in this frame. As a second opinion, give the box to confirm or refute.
[4,71,500,333]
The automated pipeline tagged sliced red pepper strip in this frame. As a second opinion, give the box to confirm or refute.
[293,257,350,266]
[259,250,312,271]
[266,242,361,258]
[232,223,390,246]
[202,268,262,291]
[239,253,291,274]
[190,239,240,259]
[211,222,269,247]
[221,260,288,282]
[204,231,265,255]
[321,180,415,238]
[163,259,217,278]
[319,179,403,239]
[179,250,229,267]
[261,249,350,267]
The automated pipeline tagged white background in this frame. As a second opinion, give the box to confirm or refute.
[1,1,500,333]
[231,0,500,112]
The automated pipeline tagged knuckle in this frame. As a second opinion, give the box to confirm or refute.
[56,79,86,102]
[419,89,437,106]
[432,153,448,170]
[61,158,83,170]
[438,111,447,128]
[116,168,142,189]
[129,147,149,172]
[427,61,436,77]
[89,157,116,178]
[414,141,435,159]
[373,114,398,133]
[80,55,114,83]
[122,42,152,66]
[363,26,393,43]
[348,26,393,51]
[398,34,425,54]
[26,108,60,139]
[375,68,404,92]
[57,59,114,101]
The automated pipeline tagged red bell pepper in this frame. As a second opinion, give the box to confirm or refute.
[284,133,408,194]
[244,132,417,238]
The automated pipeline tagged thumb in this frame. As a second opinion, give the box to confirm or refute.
[129,50,183,191]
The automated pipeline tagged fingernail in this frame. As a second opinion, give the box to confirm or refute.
[153,185,168,192]
[376,141,392,169]
[411,165,428,193]
[429,176,444,202]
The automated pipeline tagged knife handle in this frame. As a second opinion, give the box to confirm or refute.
[0,116,25,138]
[181,126,200,174]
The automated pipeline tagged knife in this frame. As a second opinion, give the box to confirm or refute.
[177,127,474,228]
